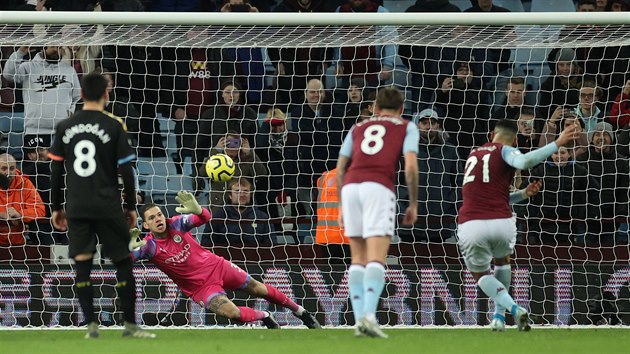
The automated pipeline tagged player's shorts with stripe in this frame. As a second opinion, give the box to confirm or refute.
[341,182,396,238]
[457,216,517,273]
[67,215,131,261]
[193,258,250,308]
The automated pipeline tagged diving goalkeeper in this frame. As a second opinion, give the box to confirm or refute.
[130,191,321,329]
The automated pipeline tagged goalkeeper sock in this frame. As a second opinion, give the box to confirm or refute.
[263,284,299,313]
[363,262,385,323]
[478,275,517,315]
[348,264,365,323]
[493,265,512,317]
[74,259,95,324]
[114,257,137,325]
[237,307,267,322]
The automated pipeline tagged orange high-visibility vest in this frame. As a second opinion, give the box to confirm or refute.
[315,169,348,244]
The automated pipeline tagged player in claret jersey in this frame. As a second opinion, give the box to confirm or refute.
[336,87,419,338]
[130,191,321,329]
[457,119,579,332]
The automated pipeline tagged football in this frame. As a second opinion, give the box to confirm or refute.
[205,154,235,182]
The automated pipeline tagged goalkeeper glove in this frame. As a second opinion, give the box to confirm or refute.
[175,190,202,215]
[129,228,146,251]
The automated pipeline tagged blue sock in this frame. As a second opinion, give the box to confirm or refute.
[363,262,385,322]
[348,264,365,323]
[493,265,512,318]
[477,275,517,315]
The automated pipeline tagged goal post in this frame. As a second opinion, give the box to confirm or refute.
[0,11,629,328]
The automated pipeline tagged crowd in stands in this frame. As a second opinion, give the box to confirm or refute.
[1,0,630,249]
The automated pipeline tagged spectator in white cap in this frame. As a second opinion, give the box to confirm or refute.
[577,122,629,244]
[398,108,462,243]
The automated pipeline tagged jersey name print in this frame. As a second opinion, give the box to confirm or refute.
[458,142,515,224]
[48,110,135,219]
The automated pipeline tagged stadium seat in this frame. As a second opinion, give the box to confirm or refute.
[531,0,575,12]
[0,111,24,134]
[136,157,177,176]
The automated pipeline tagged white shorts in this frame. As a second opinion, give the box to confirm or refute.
[341,182,396,238]
[457,216,517,273]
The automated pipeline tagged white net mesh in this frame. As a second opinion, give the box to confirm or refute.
[0,15,629,327]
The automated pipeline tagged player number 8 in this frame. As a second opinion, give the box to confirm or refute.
[361,124,386,155]
[73,140,97,177]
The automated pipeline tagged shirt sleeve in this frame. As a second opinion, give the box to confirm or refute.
[501,143,558,170]
[116,123,136,166]
[339,128,354,158]
[402,122,419,154]
[131,238,157,262]
[48,124,66,161]
[509,190,527,204]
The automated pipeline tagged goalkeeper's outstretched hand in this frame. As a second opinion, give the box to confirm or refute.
[175,191,202,215]
[129,228,146,251]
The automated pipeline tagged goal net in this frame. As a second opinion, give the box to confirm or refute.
[0,11,629,328]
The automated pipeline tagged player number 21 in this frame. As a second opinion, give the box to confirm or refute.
[73,140,97,177]
[463,153,490,185]
[360,124,386,155]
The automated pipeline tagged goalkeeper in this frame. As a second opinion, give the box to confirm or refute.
[130,191,321,329]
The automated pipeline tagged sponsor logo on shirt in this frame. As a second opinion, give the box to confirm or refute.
[164,243,191,264]
[35,75,68,92]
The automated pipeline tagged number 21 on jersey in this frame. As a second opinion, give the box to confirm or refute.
[463,153,490,185]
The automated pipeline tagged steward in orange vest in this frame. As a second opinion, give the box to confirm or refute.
[315,169,348,244]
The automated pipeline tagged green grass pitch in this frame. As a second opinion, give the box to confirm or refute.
[1,328,628,354]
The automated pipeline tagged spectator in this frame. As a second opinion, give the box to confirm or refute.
[101,69,142,150]
[609,78,630,129]
[538,48,581,120]
[219,0,267,105]
[270,0,329,106]
[200,131,267,212]
[577,0,597,11]
[3,46,81,146]
[399,108,461,242]
[148,0,216,11]
[202,178,272,246]
[58,3,105,78]
[596,0,609,10]
[21,137,66,245]
[464,0,513,96]
[515,107,540,153]
[196,80,258,192]
[435,61,490,158]
[327,0,396,89]
[0,153,46,246]
[333,78,368,135]
[574,79,604,132]
[291,78,342,215]
[256,107,300,233]
[527,146,600,245]
[160,40,228,174]
[576,122,629,244]
[99,1,168,158]
[99,0,145,11]
[539,112,589,158]
[607,0,630,11]
[491,77,528,124]
[399,0,460,112]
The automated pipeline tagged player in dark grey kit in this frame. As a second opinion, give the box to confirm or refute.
[48,73,154,339]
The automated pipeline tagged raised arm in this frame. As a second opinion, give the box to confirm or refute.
[3,48,28,84]
[503,124,580,170]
